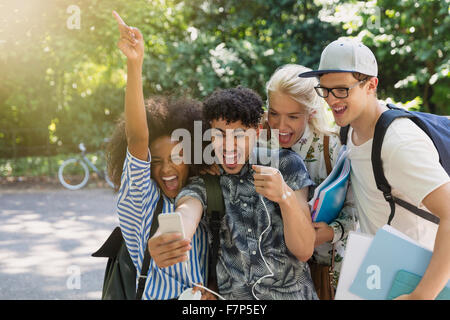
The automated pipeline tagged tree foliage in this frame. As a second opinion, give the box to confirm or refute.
[0,0,448,160]
[320,0,449,114]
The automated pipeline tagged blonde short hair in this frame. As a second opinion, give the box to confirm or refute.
[266,64,334,136]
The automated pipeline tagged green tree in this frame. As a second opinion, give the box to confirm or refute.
[321,0,449,115]
[0,0,186,157]
[1,0,342,160]
[163,0,342,99]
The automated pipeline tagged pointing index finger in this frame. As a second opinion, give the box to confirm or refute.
[112,10,126,26]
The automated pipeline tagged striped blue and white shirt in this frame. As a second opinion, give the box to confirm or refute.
[116,149,208,300]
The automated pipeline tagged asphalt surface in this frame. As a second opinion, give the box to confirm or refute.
[0,185,118,300]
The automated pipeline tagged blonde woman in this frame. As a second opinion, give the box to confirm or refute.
[264,64,357,299]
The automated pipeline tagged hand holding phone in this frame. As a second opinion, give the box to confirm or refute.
[157,212,189,260]
[252,165,291,203]
[147,212,191,268]
[158,212,185,237]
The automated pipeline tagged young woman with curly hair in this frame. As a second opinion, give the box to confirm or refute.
[107,11,209,300]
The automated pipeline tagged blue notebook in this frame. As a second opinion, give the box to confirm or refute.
[388,270,450,300]
[349,227,450,300]
[310,146,351,224]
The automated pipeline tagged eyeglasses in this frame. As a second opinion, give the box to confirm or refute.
[314,79,368,99]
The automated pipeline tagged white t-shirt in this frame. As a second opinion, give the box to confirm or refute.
[347,117,449,250]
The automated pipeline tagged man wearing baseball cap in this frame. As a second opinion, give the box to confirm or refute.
[299,38,450,300]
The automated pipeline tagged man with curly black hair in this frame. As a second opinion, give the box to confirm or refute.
[201,86,265,175]
[150,86,319,300]
[203,86,264,127]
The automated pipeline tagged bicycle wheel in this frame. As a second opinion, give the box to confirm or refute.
[58,158,90,190]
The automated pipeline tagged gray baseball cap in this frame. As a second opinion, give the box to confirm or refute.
[299,38,378,78]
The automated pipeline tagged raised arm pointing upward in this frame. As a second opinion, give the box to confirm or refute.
[113,11,148,161]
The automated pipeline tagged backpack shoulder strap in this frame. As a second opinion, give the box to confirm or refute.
[372,105,440,225]
[136,194,165,300]
[323,135,332,175]
[201,174,225,287]
[340,125,350,145]
[202,174,225,218]
[372,107,412,196]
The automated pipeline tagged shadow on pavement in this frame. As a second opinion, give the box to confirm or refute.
[0,186,118,299]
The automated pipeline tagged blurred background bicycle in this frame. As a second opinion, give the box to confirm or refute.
[58,141,114,190]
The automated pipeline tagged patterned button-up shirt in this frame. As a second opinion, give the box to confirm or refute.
[175,147,318,300]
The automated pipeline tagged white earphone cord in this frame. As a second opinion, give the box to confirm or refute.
[251,195,274,300]
[184,262,226,300]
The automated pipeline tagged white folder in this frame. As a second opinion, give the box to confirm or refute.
[335,231,373,300]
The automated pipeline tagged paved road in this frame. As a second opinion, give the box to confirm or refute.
[0,186,118,299]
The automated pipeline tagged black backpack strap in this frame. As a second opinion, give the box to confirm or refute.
[392,197,440,224]
[136,194,165,300]
[372,106,440,226]
[201,174,225,288]
[340,125,350,145]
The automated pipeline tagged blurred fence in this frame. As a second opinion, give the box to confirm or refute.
[0,127,106,178]
[1,128,74,158]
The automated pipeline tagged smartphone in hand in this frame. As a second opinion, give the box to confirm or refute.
[157,212,189,259]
